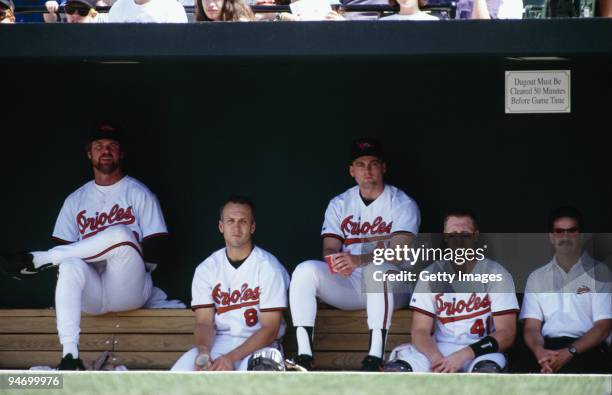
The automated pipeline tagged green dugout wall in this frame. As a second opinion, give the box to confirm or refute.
[0,20,610,307]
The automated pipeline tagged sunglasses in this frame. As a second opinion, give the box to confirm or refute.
[64,3,92,16]
[552,227,580,235]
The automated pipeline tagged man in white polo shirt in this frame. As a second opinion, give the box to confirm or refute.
[520,207,611,373]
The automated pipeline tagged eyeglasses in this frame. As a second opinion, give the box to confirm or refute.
[64,3,92,16]
[0,8,14,21]
[552,227,580,235]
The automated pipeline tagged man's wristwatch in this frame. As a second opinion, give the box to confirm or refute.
[567,345,578,357]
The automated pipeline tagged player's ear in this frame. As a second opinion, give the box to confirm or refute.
[250,221,256,234]
[349,163,355,178]
[218,220,224,234]
[382,161,387,174]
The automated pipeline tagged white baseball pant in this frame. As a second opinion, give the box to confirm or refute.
[290,260,411,330]
[171,335,283,371]
[46,225,152,347]
[388,342,507,372]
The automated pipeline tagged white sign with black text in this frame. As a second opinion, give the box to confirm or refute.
[505,70,571,114]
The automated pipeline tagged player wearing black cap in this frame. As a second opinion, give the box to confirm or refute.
[0,122,169,370]
[288,137,421,371]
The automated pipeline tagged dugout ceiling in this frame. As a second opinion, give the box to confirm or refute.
[0,20,610,307]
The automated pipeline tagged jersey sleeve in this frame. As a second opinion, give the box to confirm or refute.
[321,198,344,242]
[592,274,612,322]
[52,197,79,243]
[519,273,544,321]
[191,263,215,311]
[489,266,519,315]
[259,261,290,312]
[409,278,436,317]
[134,190,168,241]
[391,195,421,236]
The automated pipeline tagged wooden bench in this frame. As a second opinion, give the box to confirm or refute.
[0,307,412,370]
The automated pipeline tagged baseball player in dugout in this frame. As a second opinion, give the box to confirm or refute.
[171,196,290,371]
[289,137,421,371]
[385,210,519,373]
[520,207,612,374]
[0,122,169,370]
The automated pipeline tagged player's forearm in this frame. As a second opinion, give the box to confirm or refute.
[572,319,611,354]
[523,326,546,354]
[412,330,444,362]
[225,326,278,363]
[194,322,215,355]
[491,328,516,351]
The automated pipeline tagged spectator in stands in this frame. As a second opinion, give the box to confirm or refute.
[43,0,109,23]
[455,0,523,19]
[0,0,15,23]
[379,0,438,19]
[520,207,611,373]
[196,0,254,21]
[108,0,188,22]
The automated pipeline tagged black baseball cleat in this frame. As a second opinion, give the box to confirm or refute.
[0,252,51,280]
[57,354,86,371]
[361,355,384,372]
[291,354,314,371]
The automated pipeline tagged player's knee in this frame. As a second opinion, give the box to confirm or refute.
[58,257,88,275]
[247,349,285,371]
[471,360,503,373]
[291,260,322,282]
[383,359,413,372]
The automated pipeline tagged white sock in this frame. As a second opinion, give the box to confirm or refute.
[368,329,383,358]
[62,343,79,358]
[296,326,313,356]
[30,251,54,269]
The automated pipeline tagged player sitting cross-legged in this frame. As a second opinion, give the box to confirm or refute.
[171,196,290,371]
[289,138,421,371]
[385,210,519,373]
[0,122,169,370]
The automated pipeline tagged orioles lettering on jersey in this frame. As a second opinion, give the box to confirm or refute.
[340,215,393,236]
[77,204,136,239]
[212,283,260,314]
[435,293,491,324]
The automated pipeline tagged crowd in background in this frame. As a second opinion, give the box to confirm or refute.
[1,0,611,24]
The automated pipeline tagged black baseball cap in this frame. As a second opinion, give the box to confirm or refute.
[350,137,384,162]
[0,0,14,10]
[89,121,122,144]
[61,0,96,8]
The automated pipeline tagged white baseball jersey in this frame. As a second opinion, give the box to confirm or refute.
[52,176,168,243]
[520,254,612,339]
[191,246,290,339]
[108,0,188,23]
[321,184,420,258]
[410,258,519,346]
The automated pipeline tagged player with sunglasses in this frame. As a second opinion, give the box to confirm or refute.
[520,206,611,373]
[0,0,16,24]
[43,0,109,23]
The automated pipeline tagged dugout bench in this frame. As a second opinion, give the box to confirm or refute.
[0,306,412,370]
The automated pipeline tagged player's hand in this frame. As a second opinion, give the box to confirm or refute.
[209,354,235,371]
[546,348,573,373]
[535,347,559,373]
[332,253,359,277]
[194,353,212,371]
[432,348,472,373]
